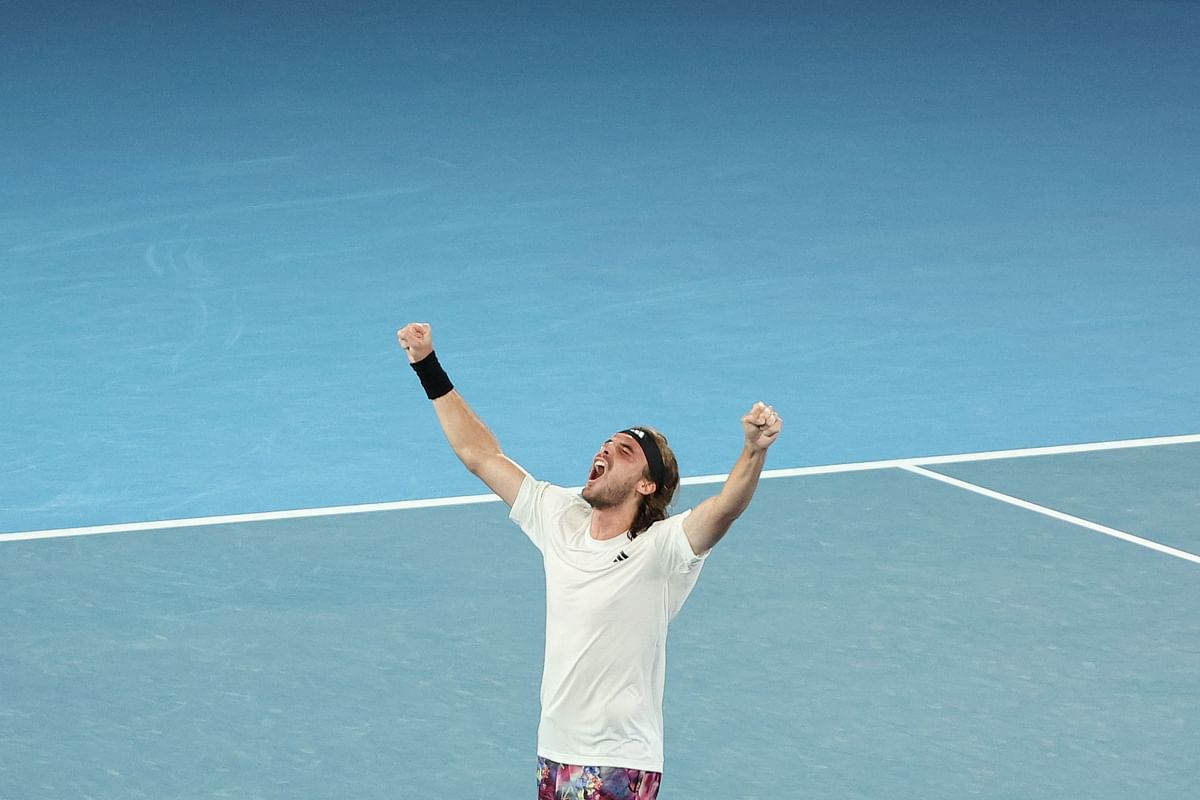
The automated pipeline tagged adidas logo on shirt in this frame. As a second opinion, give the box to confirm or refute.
[612,550,630,563]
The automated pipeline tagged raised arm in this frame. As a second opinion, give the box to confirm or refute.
[682,402,783,555]
[397,322,526,507]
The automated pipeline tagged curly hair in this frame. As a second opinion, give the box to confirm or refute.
[629,426,680,537]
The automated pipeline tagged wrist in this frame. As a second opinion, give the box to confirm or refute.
[410,350,454,400]
[743,440,769,457]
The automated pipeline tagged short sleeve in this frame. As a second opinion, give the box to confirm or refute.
[648,510,711,621]
[508,474,581,553]
[650,510,708,575]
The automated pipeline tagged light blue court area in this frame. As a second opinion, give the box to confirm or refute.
[3,0,1200,533]
[3,441,1197,799]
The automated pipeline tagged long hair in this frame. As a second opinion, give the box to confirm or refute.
[629,426,680,537]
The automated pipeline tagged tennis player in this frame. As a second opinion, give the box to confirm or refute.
[398,322,783,799]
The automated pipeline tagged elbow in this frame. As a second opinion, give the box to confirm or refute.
[458,450,485,475]
[713,497,750,527]
[458,446,500,477]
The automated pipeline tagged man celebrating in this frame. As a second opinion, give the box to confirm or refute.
[398,322,783,799]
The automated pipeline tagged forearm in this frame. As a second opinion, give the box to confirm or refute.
[682,402,781,555]
[683,443,768,554]
[431,389,504,474]
[398,326,527,505]
[710,444,768,524]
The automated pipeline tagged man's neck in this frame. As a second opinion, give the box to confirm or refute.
[589,503,638,541]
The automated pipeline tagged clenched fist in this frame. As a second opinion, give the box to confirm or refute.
[397,322,434,364]
[742,402,783,452]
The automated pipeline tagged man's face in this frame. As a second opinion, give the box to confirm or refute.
[581,432,655,509]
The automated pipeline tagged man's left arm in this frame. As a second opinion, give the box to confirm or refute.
[682,402,784,555]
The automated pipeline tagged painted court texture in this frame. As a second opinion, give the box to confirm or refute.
[2,2,1198,798]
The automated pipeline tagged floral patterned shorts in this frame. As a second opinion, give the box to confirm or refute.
[536,756,662,800]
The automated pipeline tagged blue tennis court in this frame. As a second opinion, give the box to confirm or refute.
[3,1,1198,798]
[3,440,1198,798]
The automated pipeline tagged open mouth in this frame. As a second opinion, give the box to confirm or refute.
[588,460,607,482]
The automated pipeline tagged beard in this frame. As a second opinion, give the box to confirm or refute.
[581,473,638,510]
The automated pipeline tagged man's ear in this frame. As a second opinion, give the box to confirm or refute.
[636,479,657,497]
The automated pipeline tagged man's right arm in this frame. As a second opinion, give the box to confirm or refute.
[398,322,526,507]
[429,389,526,506]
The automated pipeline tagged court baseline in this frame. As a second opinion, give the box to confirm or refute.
[3,432,1198,544]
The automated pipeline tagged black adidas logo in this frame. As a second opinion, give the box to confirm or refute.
[612,550,630,563]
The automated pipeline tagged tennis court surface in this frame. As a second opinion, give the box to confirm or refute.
[4,3,1198,797]
[4,436,1196,799]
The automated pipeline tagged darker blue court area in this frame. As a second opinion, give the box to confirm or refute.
[2,445,1198,798]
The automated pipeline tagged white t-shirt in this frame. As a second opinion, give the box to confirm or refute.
[509,474,709,772]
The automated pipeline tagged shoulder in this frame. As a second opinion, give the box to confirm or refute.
[644,509,707,568]
[510,476,587,523]
[645,508,691,534]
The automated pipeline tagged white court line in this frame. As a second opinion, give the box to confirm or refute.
[2,432,1198,543]
[733,431,1200,484]
[0,493,500,543]
[902,465,1200,566]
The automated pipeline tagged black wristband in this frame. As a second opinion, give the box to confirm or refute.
[410,350,454,400]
